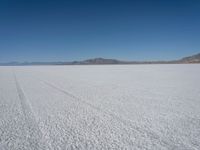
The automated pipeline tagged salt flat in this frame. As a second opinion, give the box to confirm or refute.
[0,64,200,149]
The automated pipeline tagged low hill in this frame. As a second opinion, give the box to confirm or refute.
[179,53,200,63]
[1,53,200,65]
[71,58,127,65]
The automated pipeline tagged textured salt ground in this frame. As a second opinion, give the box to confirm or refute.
[0,65,200,149]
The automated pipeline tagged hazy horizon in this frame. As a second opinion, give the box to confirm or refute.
[0,51,199,64]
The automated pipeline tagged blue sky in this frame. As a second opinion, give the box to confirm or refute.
[0,0,200,62]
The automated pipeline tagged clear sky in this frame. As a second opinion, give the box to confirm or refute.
[0,0,200,62]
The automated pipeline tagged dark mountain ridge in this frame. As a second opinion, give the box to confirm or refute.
[179,53,200,63]
[0,53,200,66]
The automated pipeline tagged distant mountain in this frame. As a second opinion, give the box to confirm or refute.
[72,58,174,65]
[179,53,200,63]
[0,53,200,66]
[71,58,127,65]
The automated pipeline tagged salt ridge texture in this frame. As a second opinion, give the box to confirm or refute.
[0,64,200,149]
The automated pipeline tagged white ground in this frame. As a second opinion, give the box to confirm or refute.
[0,64,200,150]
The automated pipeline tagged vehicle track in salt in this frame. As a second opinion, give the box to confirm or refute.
[35,77,172,148]
[13,71,51,150]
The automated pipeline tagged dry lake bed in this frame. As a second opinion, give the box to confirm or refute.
[0,64,200,149]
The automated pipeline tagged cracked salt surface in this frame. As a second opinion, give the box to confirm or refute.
[0,64,200,149]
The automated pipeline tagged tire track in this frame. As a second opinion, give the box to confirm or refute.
[36,77,170,148]
[13,71,51,150]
